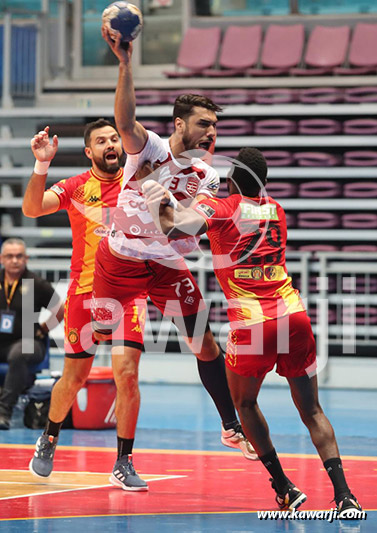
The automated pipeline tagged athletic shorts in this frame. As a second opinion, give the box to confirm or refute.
[64,292,146,358]
[91,237,208,339]
[225,311,317,378]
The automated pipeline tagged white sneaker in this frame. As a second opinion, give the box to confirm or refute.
[221,424,258,460]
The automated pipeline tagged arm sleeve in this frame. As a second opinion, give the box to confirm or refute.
[197,167,220,198]
[47,179,72,211]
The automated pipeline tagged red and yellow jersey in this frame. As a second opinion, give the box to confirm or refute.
[49,168,123,295]
[193,194,306,327]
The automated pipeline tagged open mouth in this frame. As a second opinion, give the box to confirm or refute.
[198,141,212,151]
[105,151,118,162]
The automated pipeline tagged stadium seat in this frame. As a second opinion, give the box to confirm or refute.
[141,120,167,136]
[210,89,254,105]
[343,119,377,135]
[342,214,377,229]
[334,23,377,75]
[248,24,305,76]
[135,90,164,106]
[294,152,341,167]
[298,181,341,198]
[298,87,344,104]
[284,213,297,228]
[266,182,298,198]
[344,182,377,198]
[344,151,377,166]
[344,87,377,103]
[164,27,221,78]
[297,212,340,228]
[165,88,211,104]
[299,244,339,252]
[341,244,377,253]
[291,25,350,75]
[215,119,253,136]
[298,119,341,135]
[254,88,297,104]
[203,25,262,76]
[261,151,294,166]
[209,307,228,323]
[254,119,296,135]
[343,306,377,325]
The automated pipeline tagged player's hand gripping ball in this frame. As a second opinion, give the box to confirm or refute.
[102,2,143,43]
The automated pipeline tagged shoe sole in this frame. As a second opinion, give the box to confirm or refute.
[221,437,259,461]
[287,492,307,511]
[109,473,149,492]
[28,458,52,479]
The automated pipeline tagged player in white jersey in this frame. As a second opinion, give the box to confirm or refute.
[90,28,257,492]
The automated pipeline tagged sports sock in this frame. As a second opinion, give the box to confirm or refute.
[44,418,63,438]
[324,457,351,501]
[260,448,290,494]
[196,353,237,425]
[117,437,134,459]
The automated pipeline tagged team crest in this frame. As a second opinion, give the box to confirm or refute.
[186,177,200,196]
[68,328,79,344]
[251,267,263,280]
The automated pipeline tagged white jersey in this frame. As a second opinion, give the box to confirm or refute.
[109,130,219,260]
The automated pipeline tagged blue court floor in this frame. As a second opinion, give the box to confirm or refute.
[0,383,376,532]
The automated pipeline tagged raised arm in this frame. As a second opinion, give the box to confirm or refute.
[143,180,208,238]
[22,126,60,218]
[102,27,148,153]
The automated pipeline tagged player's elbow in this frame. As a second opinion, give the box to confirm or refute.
[22,203,39,218]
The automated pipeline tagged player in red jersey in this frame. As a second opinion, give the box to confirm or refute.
[22,119,149,489]
[142,148,362,517]
[89,29,257,488]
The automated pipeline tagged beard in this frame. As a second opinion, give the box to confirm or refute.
[92,151,126,174]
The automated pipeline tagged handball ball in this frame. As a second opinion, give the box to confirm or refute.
[102,2,143,43]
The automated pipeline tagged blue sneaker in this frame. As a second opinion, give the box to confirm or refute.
[29,434,58,478]
[109,454,148,492]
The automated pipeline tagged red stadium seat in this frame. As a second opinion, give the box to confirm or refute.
[344,182,377,198]
[204,25,262,77]
[344,87,377,103]
[342,214,377,229]
[291,25,350,75]
[342,244,377,253]
[344,151,377,166]
[298,87,344,104]
[298,119,341,135]
[248,24,305,76]
[297,212,340,228]
[343,119,377,135]
[266,182,298,198]
[164,27,221,78]
[254,119,296,135]
[215,119,253,136]
[262,150,294,167]
[334,23,377,75]
[210,89,254,105]
[299,244,339,252]
[298,181,341,198]
[254,88,298,104]
[294,152,341,167]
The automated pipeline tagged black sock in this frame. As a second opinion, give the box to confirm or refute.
[197,352,237,426]
[260,448,289,494]
[324,457,350,501]
[117,437,134,459]
[44,418,63,438]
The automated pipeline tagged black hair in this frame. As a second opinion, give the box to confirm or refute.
[231,147,268,197]
[173,94,223,122]
[83,118,118,146]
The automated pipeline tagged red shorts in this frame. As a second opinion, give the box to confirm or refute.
[92,238,208,338]
[64,292,146,358]
[225,311,317,378]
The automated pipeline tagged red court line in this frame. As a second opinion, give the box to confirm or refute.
[0,446,375,520]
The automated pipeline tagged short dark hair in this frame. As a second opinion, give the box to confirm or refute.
[231,147,268,197]
[84,118,118,146]
[173,94,223,122]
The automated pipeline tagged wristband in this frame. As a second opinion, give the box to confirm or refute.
[167,190,178,209]
[34,160,50,175]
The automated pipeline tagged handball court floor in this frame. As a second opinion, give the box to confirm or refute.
[0,383,376,533]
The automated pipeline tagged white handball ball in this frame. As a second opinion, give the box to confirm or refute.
[102,2,143,43]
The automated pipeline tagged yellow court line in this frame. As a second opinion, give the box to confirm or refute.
[1,444,376,461]
[1,509,377,522]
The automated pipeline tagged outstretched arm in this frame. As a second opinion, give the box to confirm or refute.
[102,27,147,154]
[143,180,208,238]
[22,126,60,218]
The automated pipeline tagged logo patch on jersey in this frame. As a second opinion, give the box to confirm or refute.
[186,177,200,196]
[88,195,100,203]
[50,185,65,195]
[67,328,79,345]
[240,203,278,221]
[234,269,253,279]
[264,265,286,281]
[207,179,219,193]
[196,203,215,218]
[94,226,110,237]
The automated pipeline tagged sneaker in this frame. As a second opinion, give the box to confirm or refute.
[109,454,148,492]
[271,478,307,511]
[29,434,58,478]
[337,494,363,519]
[221,423,258,460]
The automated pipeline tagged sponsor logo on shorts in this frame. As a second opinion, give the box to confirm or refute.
[184,295,195,305]
[196,203,215,218]
[50,185,65,195]
[186,177,200,196]
[67,328,79,345]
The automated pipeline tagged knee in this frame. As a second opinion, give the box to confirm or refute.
[298,402,323,425]
[192,332,218,361]
[60,370,89,392]
[116,363,139,393]
[236,396,258,413]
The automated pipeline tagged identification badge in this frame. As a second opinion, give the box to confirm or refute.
[0,310,15,334]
